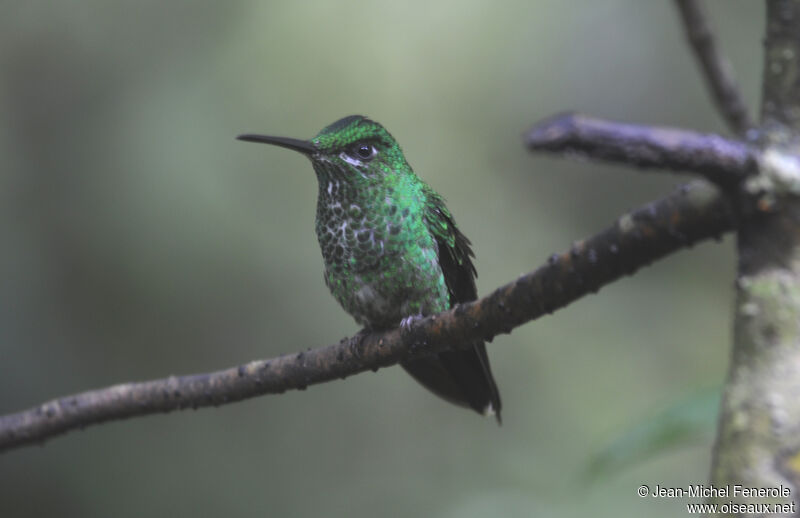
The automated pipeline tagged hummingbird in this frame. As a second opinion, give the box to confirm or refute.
[238,115,501,422]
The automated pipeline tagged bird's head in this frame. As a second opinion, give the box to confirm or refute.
[238,115,412,184]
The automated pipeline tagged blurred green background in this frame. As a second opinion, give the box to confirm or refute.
[0,1,759,516]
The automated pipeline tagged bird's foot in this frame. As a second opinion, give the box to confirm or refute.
[399,313,424,333]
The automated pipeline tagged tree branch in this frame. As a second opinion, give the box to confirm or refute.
[0,181,735,453]
[760,0,800,132]
[710,0,800,508]
[674,0,756,135]
[525,113,758,187]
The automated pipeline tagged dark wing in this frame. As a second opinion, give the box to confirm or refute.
[400,192,502,422]
[427,202,478,303]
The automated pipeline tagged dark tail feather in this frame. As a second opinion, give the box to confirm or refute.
[401,341,502,424]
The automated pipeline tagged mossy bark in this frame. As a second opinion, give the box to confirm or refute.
[711,0,800,511]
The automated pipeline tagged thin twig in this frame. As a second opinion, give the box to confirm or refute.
[674,0,755,135]
[0,181,735,453]
[526,112,758,187]
[760,0,800,131]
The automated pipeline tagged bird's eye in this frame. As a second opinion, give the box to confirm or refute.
[350,143,377,161]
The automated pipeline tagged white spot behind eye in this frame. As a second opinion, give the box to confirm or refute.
[339,152,363,167]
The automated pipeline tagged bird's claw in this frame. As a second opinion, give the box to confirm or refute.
[400,313,424,333]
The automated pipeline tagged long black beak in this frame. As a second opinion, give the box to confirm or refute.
[236,134,316,155]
